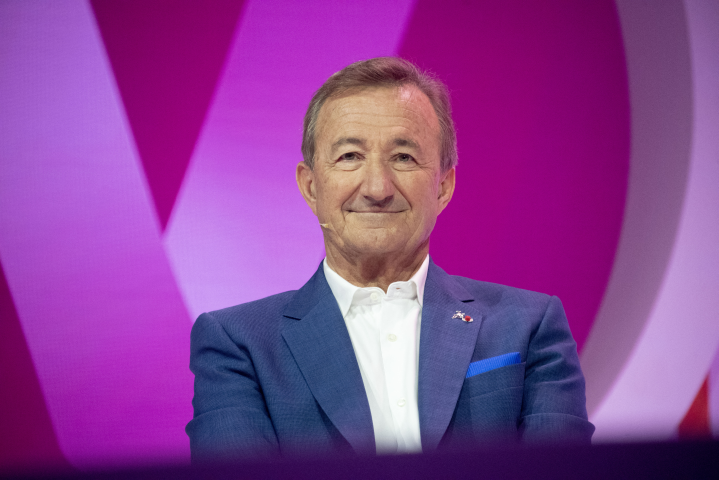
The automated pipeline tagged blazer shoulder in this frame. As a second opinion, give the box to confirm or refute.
[449,274,553,310]
[197,290,298,336]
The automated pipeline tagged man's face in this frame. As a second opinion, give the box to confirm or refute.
[297,85,455,261]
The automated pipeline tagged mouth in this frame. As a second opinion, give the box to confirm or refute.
[347,211,405,219]
[347,209,406,214]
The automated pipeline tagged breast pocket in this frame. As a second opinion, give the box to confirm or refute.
[463,362,526,444]
[464,362,525,398]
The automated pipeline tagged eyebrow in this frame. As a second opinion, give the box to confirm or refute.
[331,137,366,154]
[392,138,420,150]
[330,137,421,154]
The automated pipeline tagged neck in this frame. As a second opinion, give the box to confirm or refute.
[324,244,429,292]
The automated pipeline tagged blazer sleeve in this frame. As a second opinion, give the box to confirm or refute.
[186,311,279,462]
[518,296,595,444]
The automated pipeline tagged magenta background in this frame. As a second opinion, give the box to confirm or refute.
[400,0,629,351]
[1,0,718,471]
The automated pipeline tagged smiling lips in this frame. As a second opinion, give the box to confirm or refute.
[348,211,406,219]
[350,210,404,214]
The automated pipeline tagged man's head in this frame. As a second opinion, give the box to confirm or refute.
[301,57,458,173]
[296,57,457,271]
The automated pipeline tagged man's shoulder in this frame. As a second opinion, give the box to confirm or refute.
[196,290,299,334]
[442,272,566,337]
[195,263,330,336]
[213,290,297,315]
[446,273,553,310]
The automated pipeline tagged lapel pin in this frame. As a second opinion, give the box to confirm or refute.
[452,311,473,323]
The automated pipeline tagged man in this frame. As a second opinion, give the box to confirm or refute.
[186,57,593,461]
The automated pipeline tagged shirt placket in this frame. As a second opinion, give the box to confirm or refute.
[351,295,398,453]
[379,293,414,451]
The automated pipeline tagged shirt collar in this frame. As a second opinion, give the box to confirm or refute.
[323,255,430,318]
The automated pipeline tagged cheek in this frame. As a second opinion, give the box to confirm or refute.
[413,196,442,232]
[407,178,440,210]
[317,178,350,214]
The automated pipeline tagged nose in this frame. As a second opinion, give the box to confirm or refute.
[360,158,395,207]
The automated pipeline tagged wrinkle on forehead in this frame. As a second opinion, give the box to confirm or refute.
[317,86,438,140]
[320,85,429,122]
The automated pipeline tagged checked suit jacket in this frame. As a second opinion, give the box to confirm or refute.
[187,260,594,461]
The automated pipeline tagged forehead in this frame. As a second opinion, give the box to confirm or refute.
[315,85,440,146]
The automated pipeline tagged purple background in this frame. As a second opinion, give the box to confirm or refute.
[1,0,718,471]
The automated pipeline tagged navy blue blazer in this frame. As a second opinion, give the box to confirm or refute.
[187,260,593,461]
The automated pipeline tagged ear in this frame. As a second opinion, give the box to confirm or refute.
[296,161,319,216]
[437,167,456,214]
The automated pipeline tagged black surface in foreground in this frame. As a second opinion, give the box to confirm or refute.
[3,441,718,480]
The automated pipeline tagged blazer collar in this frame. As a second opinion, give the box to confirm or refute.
[281,264,375,454]
[418,260,484,451]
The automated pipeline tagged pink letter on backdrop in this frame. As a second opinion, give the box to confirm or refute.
[0,1,192,467]
[164,0,417,320]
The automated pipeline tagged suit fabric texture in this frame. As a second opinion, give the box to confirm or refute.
[187,260,594,461]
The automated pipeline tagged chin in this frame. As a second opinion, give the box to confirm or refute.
[347,235,408,257]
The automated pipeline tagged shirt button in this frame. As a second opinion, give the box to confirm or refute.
[370,292,380,302]
[397,399,406,407]
[388,334,397,342]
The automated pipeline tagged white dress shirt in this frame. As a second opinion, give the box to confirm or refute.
[323,255,429,454]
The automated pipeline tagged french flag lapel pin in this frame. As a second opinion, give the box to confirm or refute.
[452,310,473,323]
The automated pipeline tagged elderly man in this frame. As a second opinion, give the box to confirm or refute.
[187,57,593,461]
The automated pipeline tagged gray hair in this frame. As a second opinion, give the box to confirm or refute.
[301,57,458,173]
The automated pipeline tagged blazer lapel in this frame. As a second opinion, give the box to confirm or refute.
[418,261,484,451]
[281,265,375,454]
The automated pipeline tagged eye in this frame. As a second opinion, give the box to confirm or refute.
[396,153,415,163]
[337,152,360,162]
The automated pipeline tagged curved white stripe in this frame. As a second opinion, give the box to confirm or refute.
[581,0,693,415]
[592,0,719,441]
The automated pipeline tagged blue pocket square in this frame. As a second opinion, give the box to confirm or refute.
[466,352,521,378]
